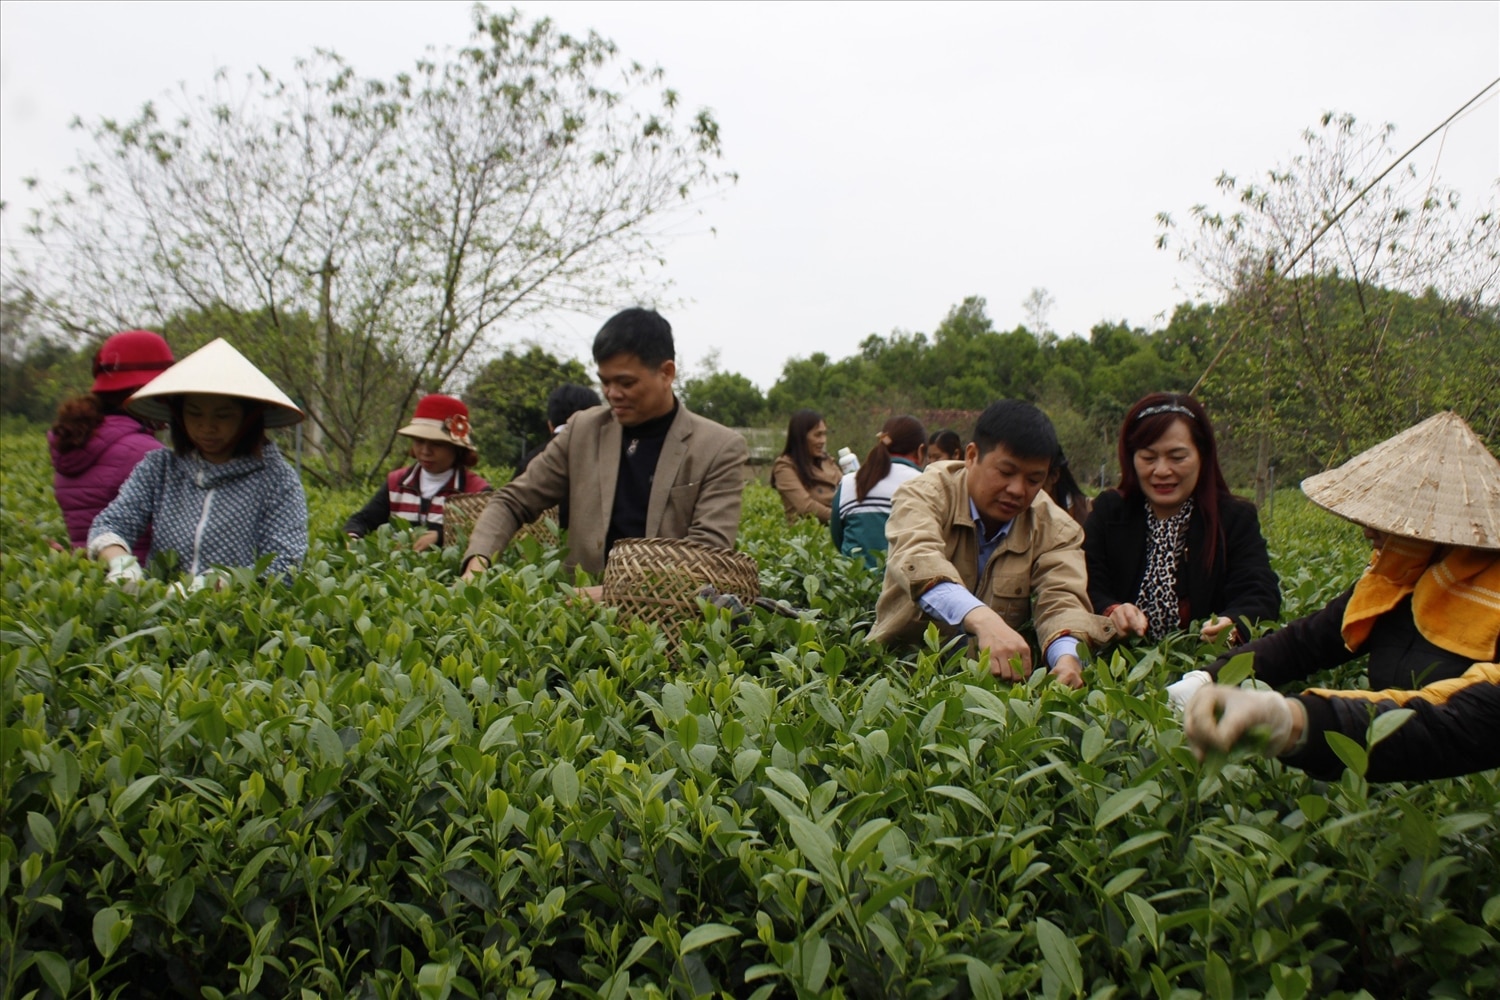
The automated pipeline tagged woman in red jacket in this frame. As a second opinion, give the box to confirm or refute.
[344,395,490,551]
[49,330,175,562]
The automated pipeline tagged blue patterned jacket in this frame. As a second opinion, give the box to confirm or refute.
[88,442,307,580]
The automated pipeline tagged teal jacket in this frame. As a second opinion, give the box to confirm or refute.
[830,458,923,567]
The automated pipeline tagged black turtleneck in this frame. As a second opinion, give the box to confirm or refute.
[606,400,679,555]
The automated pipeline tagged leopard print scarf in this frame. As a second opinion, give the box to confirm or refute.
[1135,497,1194,639]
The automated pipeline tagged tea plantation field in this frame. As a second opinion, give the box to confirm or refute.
[3,431,1497,999]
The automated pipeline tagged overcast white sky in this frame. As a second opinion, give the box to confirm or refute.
[3,1,1497,389]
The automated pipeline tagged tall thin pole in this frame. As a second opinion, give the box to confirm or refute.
[1190,77,1500,396]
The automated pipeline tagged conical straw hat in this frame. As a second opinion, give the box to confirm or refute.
[126,338,304,428]
[1301,412,1500,550]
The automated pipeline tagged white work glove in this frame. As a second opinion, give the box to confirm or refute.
[105,554,145,584]
[1166,670,1213,715]
[169,575,211,598]
[1183,685,1298,761]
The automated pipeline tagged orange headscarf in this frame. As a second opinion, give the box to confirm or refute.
[1342,538,1500,661]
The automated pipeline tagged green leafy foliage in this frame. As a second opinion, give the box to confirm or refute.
[757,283,1497,494]
[1161,112,1500,481]
[14,279,1492,494]
[3,430,1498,998]
[465,345,594,471]
[679,370,767,429]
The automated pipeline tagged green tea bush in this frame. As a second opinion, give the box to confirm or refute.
[3,432,1497,999]
[1261,492,1370,619]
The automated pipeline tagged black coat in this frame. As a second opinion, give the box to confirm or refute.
[1207,587,1498,782]
[1082,489,1281,634]
[1291,664,1500,782]
[1206,588,1476,692]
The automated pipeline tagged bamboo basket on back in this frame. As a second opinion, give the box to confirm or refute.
[602,537,760,644]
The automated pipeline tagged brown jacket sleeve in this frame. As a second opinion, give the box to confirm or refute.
[462,421,573,566]
[871,468,1115,650]
[1026,498,1116,651]
[870,467,973,644]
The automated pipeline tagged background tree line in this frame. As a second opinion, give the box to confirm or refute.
[679,280,1497,493]
[683,112,1499,494]
[6,78,1494,493]
[11,272,1492,494]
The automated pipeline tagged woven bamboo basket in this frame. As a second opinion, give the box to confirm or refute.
[442,493,561,550]
[440,492,493,547]
[602,537,760,637]
[514,507,562,548]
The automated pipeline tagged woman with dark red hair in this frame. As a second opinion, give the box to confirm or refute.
[345,394,491,551]
[1083,392,1279,648]
[49,330,175,562]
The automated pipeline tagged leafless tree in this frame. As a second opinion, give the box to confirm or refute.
[7,6,732,483]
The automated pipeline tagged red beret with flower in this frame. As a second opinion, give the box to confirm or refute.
[398,394,476,450]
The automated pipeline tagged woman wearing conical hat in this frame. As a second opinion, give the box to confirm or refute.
[1179,412,1500,781]
[343,394,491,551]
[87,338,308,586]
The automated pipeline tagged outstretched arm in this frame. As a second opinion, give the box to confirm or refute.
[1184,663,1500,782]
[344,486,390,538]
[462,426,573,577]
[1205,589,1358,689]
[88,450,164,563]
[1291,662,1500,781]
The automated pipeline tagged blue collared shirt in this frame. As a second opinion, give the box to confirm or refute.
[916,498,1081,669]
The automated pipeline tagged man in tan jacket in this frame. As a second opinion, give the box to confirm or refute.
[871,400,1116,688]
[461,308,748,583]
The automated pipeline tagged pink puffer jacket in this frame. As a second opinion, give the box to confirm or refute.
[50,414,163,562]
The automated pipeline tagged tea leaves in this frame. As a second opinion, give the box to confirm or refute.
[3,430,1498,997]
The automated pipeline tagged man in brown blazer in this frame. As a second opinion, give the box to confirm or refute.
[461,308,749,584]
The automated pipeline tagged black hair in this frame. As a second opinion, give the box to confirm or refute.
[1047,449,1089,513]
[592,308,675,367]
[1118,392,1230,571]
[167,395,267,459]
[857,415,926,501]
[777,409,829,490]
[547,383,602,427]
[927,429,962,462]
[971,400,1058,463]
